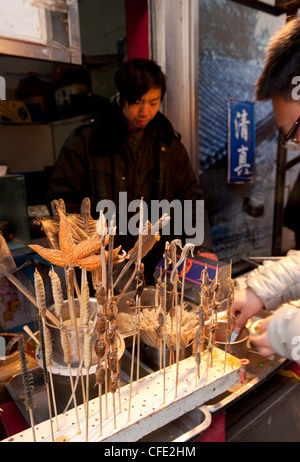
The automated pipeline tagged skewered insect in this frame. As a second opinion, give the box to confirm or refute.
[44,325,53,367]
[96,312,107,335]
[105,298,116,322]
[108,347,118,372]
[84,331,92,371]
[60,324,71,365]
[49,268,64,320]
[95,338,107,359]
[95,364,106,386]
[109,373,120,393]
[106,323,117,345]
[18,337,35,410]
[34,269,47,318]
[95,285,106,306]
[82,280,90,329]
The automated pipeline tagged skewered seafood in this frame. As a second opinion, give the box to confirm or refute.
[94,338,106,359]
[96,313,107,336]
[95,365,106,386]
[60,324,71,365]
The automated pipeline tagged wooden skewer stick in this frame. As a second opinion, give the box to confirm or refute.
[23,325,39,345]
[224,260,234,373]
[98,211,109,421]
[175,244,195,398]
[34,269,60,433]
[18,337,36,442]
[84,331,92,442]
[28,409,36,442]
[44,326,60,432]
[128,198,144,420]
[67,267,86,414]
[68,362,81,434]
[49,267,81,433]
[162,243,170,404]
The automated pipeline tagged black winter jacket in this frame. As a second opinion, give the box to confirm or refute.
[47,101,214,264]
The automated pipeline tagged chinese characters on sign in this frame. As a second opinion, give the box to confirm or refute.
[228,99,255,183]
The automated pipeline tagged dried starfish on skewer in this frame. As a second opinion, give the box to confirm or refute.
[30,209,98,267]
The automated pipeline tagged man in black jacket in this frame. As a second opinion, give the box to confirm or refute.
[47,59,216,282]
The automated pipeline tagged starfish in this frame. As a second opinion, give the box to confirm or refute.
[35,198,104,250]
[29,210,126,270]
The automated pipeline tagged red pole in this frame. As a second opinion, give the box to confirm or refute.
[125,0,149,59]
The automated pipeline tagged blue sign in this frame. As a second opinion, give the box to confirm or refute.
[155,254,217,287]
[228,99,255,183]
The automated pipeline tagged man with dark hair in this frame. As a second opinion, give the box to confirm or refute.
[47,58,216,283]
[230,19,300,361]
[256,18,300,250]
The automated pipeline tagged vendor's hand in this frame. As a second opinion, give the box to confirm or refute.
[231,287,264,335]
[250,318,275,357]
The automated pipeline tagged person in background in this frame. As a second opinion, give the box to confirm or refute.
[46,59,217,284]
[231,18,300,362]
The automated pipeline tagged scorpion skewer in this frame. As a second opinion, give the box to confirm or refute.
[205,266,220,378]
[225,261,235,372]
[162,242,171,402]
[169,239,182,367]
[174,243,195,398]
[193,268,206,385]
[82,278,92,441]
[107,215,119,427]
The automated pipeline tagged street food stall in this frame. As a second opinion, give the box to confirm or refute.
[1,0,300,444]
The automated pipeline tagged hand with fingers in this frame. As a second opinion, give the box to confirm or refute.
[230,286,264,336]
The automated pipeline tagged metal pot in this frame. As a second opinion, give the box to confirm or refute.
[206,320,249,359]
[45,298,124,367]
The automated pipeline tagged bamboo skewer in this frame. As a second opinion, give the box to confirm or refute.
[66,267,86,414]
[18,337,36,442]
[22,324,55,441]
[34,269,60,432]
[162,242,171,404]
[128,199,144,421]
[37,317,54,442]
[23,325,39,345]
[83,331,92,442]
[98,212,109,421]
[44,325,60,432]
[49,267,81,433]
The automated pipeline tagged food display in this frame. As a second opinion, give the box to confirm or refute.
[0,198,243,442]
